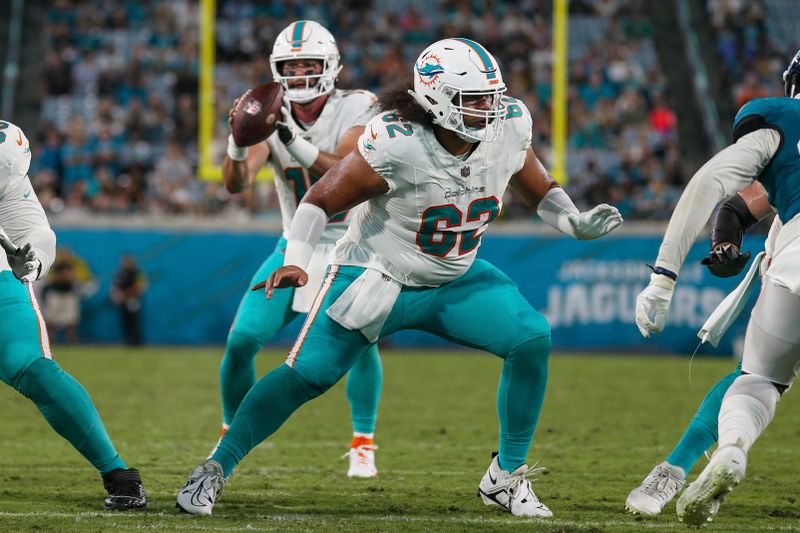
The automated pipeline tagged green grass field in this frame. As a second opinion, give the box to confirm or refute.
[1,347,799,532]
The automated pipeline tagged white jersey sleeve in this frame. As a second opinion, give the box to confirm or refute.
[0,176,56,278]
[0,121,55,278]
[502,96,533,174]
[655,128,780,274]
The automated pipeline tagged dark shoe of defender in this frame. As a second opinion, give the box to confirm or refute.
[102,467,147,510]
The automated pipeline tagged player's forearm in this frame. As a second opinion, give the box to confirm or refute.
[655,130,778,275]
[24,226,56,277]
[307,150,342,177]
[222,156,249,193]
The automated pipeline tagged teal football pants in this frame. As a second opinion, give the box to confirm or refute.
[213,259,551,476]
[0,272,126,474]
[219,238,382,433]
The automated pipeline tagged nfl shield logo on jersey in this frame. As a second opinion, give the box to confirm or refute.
[461,166,471,177]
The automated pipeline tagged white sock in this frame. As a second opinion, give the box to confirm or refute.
[718,374,779,452]
[353,432,374,439]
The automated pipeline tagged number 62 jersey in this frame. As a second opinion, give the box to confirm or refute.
[330,97,533,287]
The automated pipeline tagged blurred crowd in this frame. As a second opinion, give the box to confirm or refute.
[33,0,689,220]
[707,0,789,112]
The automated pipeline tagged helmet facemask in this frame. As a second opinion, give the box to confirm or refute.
[271,55,341,103]
[449,87,507,142]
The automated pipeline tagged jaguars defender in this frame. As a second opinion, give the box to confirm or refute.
[219,20,382,478]
[635,49,800,526]
[0,121,145,509]
[179,38,622,517]
[626,181,772,516]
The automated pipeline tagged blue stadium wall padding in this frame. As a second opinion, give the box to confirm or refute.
[55,227,766,355]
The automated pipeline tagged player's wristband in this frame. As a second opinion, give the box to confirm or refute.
[647,264,678,281]
[284,203,328,270]
[227,134,248,161]
[536,187,579,236]
[285,135,320,169]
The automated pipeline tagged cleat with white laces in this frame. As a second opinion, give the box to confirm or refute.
[625,461,686,515]
[676,445,746,527]
[176,460,226,516]
[477,455,552,517]
[345,444,378,478]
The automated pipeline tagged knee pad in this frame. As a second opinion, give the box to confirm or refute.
[725,373,779,420]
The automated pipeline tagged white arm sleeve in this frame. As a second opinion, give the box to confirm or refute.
[536,187,579,236]
[283,203,328,270]
[655,128,780,275]
[0,177,56,278]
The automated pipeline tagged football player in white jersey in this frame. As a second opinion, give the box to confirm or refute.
[0,120,145,509]
[178,38,622,517]
[635,49,800,526]
[218,20,382,477]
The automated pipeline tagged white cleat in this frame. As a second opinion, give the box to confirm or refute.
[676,445,747,527]
[176,460,226,516]
[346,444,378,478]
[478,455,552,518]
[625,461,686,515]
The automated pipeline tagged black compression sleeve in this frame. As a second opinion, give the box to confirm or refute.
[709,194,758,248]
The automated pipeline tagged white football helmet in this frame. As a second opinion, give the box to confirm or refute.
[270,20,342,103]
[409,38,507,142]
[0,120,31,198]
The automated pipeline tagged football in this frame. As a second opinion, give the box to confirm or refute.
[230,82,284,147]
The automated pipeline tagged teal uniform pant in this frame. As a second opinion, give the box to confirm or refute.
[666,362,743,474]
[0,271,125,474]
[220,238,382,433]
[213,259,551,476]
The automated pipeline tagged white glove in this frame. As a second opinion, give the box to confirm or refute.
[635,273,676,337]
[276,96,319,168]
[276,95,301,145]
[567,204,623,240]
[0,233,41,283]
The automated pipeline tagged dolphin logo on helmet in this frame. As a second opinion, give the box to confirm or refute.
[270,20,342,103]
[408,38,507,143]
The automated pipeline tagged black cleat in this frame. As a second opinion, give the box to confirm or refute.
[102,467,147,510]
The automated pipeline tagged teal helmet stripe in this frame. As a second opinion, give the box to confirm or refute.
[291,20,307,48]
[453,38,496,80]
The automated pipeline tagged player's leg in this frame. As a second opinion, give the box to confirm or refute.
[412,260,552,517]
[0,275,145,509]
[219,239,299,428]
[626,362,742,515]
[178,266,375,515]
[345,343,382,477]
[678,277,800,526]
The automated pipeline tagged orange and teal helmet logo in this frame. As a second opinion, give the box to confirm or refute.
[289,21,307,52]
[416,52,444,87]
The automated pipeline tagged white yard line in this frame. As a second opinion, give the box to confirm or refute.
[0,512,796,531]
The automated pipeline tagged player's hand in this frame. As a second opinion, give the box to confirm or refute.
[251,265,308,299]
[701,242,751,278]
[635,273,675,337]
[228,90,251,128]
[0,235,41,283]
[276,96,299,145]
[568,204,623,240]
